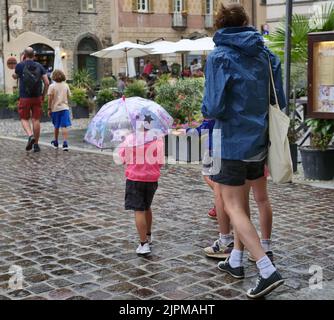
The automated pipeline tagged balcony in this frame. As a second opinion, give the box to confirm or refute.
[172,12,187,29]
[204,14,214,29]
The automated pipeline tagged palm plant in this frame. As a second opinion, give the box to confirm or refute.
[268,3,334,64]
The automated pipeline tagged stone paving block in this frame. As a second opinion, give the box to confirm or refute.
[27,283,54,294]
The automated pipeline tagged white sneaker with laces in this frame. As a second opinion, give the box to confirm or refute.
[136,243,151,255]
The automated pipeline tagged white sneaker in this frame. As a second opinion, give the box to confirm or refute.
[147,234,152,246]
[136,243,151,255]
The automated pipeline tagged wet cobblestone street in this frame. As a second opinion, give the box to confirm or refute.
[0,137,333,300]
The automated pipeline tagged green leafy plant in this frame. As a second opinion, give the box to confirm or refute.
[155,78,204,127]
[306,119,334,151]
[268,3,334,98]
[42,96,49,115]
[96,88,116,107]
[0,92,9,108]
[73,69,95,91]
[7,91,19,111]
[70,87,88,107]
[124,80,148,98]
[101,77,117,89]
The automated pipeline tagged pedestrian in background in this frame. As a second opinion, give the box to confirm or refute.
[13,47,49,153]
[47,69,71,151]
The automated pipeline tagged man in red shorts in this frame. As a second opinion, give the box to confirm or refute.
[13,47,49,152]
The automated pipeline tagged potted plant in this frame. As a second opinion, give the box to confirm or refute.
[100,77,117,90]
[70,87,90,119]
[300,119,334,180]
[96,88,117,111]
[124,80,148,98]
[8,91,19,120]
[40,96,50,123]
[0,92,14,119]
[155,78,204,161]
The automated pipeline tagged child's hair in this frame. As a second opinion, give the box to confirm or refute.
[52,69,66,83]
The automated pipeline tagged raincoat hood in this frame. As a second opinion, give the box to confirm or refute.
[213,26,265,57]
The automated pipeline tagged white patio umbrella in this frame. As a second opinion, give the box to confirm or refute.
[145,40,178,55]
[53,46,64,71]
[91,41,154,75]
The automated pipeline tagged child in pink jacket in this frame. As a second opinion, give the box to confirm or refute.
[119,133,164,255]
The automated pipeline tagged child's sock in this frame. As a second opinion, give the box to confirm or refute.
[219,233,233,246]
[261,239,272,252]
[140,241,148,246]
[229,249,244,268]
[256,255,276,279]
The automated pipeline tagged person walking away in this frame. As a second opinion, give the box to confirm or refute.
[202,4,286,299]
[118,122,165,255]
[13,47,49,152]
[187,119,234,259]
[47,70,72,151]
[204,168,275,262]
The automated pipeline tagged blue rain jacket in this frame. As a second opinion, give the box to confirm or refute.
[202,26,286,160]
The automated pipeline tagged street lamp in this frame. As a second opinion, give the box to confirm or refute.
[284,0,293,115]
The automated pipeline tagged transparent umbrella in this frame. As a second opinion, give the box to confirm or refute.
[84,97,173,149]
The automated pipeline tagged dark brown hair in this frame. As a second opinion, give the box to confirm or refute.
[52,69,66,83]
[215,4,249,30]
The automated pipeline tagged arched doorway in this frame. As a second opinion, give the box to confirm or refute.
[31,43,55,73]
[77,37,99,81]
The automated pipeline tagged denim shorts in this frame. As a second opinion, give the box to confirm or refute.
[211,159,266,186]
[51,110,71,129]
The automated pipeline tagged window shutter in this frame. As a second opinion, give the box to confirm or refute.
[149,0,154,13]
[132,0,138,12]
[214,0,219,15]
[169,0,174,13]
[182,0,188,13]
[202,0,206,15]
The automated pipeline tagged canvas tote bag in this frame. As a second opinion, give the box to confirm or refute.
[267,59,293,183]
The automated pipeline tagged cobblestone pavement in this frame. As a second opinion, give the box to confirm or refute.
[0,119,90,137]
[0,137,334,300]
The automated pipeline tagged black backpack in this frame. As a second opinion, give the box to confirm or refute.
[22,62,43,97]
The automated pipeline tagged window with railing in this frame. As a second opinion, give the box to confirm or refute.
[29,0,48,11]
[80,0,96,13]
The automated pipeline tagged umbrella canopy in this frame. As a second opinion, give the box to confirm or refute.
[84,97,173,149]
[91,41,154,59]
[53,46,64,71]
[148,38,215,55]
[145,40,178,55]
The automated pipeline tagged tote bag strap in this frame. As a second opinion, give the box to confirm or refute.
[268,56,279,108]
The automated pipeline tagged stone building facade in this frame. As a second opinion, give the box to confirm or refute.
[0,0,267,92]
[110,0,266,74]
[0,0,113,93]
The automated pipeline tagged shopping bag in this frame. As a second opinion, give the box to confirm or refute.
[267,60,293,184]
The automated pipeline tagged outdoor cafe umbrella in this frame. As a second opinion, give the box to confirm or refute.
[91,41,154,75]
[84,97,173,149]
